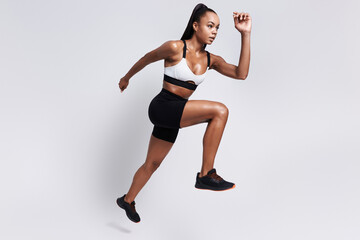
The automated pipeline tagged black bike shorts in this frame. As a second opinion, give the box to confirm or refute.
[148,88,188,143]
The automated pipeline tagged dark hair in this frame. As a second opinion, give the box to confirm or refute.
[180,3,217,50]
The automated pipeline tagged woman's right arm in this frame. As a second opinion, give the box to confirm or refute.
[119,40,179,92]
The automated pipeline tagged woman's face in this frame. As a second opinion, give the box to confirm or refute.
[193,11,220,44]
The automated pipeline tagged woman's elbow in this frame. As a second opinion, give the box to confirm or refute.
[237,75,247,80]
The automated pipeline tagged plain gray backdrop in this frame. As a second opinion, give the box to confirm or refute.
[1,0,359,239]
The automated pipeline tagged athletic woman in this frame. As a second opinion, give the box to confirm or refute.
[117,4,251,223]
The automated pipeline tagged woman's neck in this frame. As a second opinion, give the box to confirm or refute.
[186,37,204,54]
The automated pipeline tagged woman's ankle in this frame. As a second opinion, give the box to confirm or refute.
[124,195,133,204]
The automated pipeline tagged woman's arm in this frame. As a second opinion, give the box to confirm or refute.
[123,41,178,80]
[210,12,252,80]
[211,33,250,80]
[118,40,179,92]
[237,32,251,79]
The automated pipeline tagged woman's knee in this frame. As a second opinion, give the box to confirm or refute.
[214,102,229,120]
[144,159,163,172]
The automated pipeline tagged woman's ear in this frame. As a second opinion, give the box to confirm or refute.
[192,22,198,32]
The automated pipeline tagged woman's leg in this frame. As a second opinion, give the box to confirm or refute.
[124,135,174,203]
[179,100,229,177]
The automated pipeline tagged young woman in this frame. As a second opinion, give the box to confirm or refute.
[117,3,251,223]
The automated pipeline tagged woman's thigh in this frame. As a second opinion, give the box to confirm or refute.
[180,100,228,128]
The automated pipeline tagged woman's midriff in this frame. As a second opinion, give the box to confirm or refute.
[162,81,195,99]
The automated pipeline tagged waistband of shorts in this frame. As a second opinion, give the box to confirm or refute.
[160,88,187,100]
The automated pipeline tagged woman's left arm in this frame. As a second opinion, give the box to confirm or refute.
[211,12,251,80]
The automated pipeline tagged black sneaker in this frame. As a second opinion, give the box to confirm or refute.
[195,168,235,191]
[116,194,141,223]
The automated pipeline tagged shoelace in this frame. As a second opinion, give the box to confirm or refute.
[209,172,224,181]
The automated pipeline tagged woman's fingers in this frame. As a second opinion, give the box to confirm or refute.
[233,12,242,20]
[233,13,238,23]
[233,11,249,21]
[118,77,129,93]
[240,12,245,20]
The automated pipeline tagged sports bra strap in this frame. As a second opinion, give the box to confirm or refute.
[182,39,186,58]
[206,51,210,68]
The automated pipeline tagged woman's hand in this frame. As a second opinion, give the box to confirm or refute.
[233,11,252,34]
[118,76,129,93]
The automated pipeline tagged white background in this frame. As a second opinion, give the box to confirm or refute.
[1,0,359,239]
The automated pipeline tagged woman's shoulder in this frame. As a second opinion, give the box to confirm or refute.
[157,40,184,62]
[162,39,184,53]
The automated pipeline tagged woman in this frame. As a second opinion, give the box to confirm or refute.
[117,3,251,223]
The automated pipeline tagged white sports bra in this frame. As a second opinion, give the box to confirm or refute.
[163,39,210,90]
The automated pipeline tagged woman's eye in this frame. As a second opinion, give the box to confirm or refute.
[208,25,212,28]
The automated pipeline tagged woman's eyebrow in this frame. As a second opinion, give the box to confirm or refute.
[208,21,220,27]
